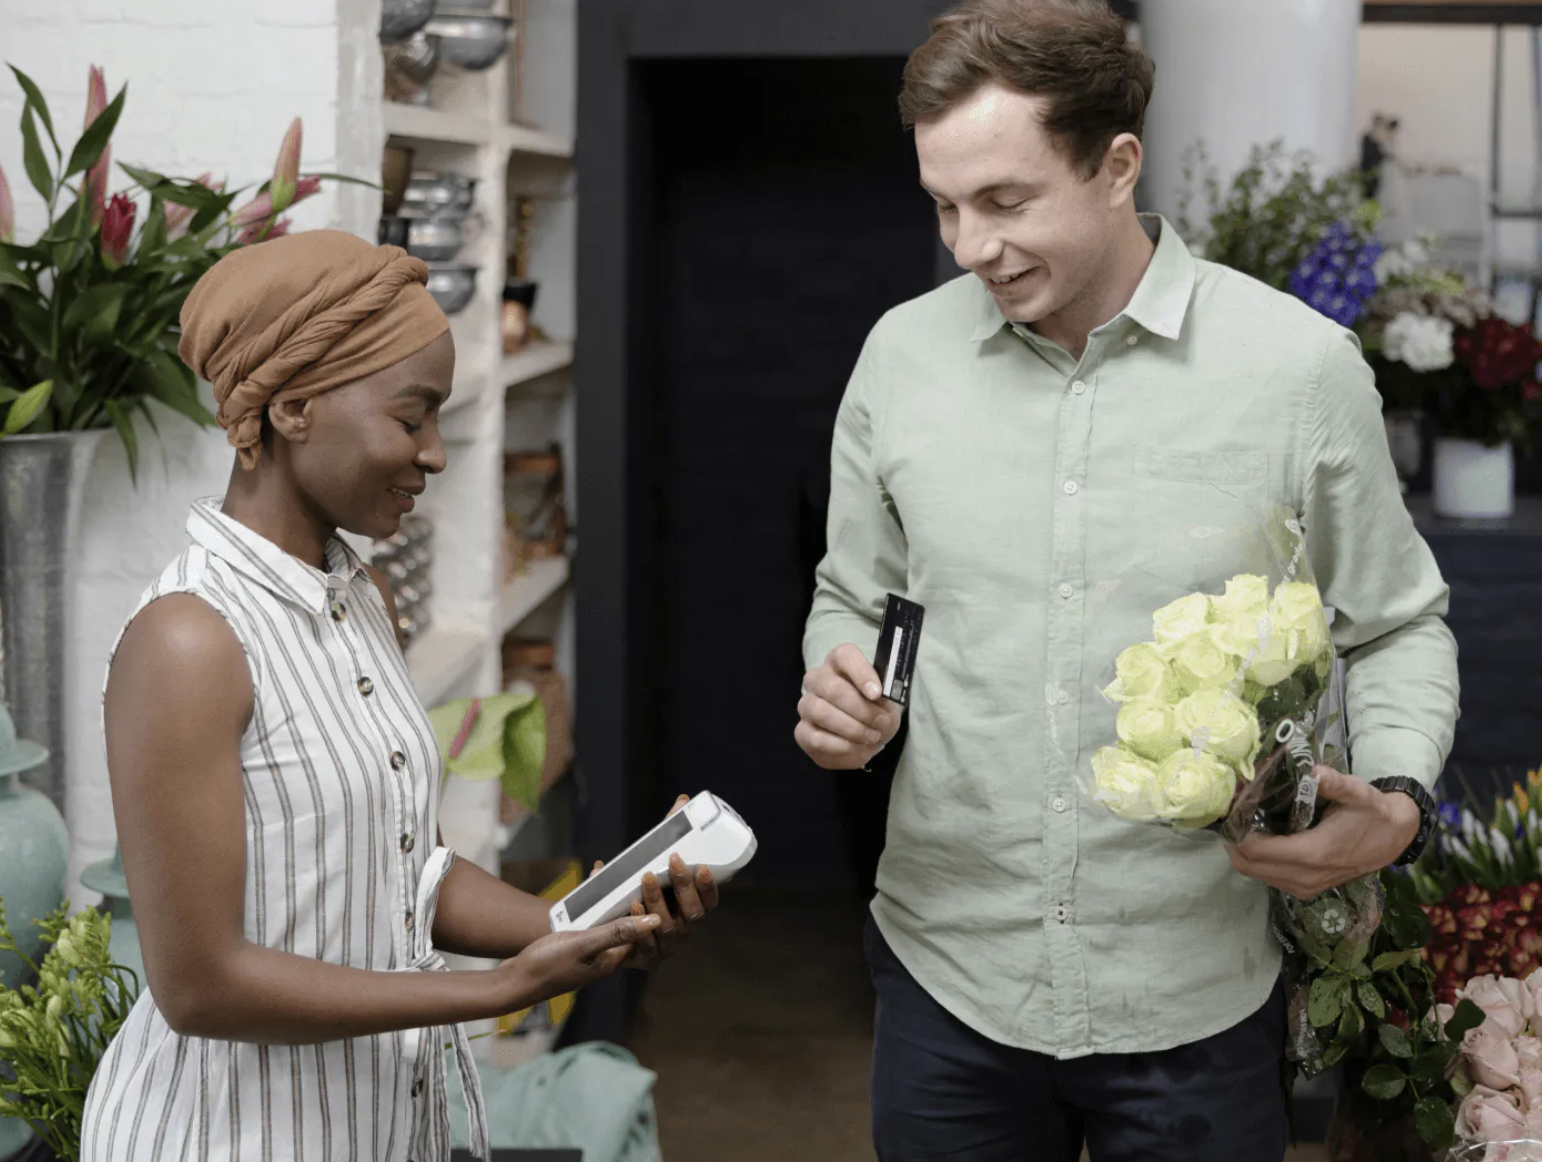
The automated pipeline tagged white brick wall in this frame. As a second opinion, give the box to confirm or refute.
[0,0,383,903]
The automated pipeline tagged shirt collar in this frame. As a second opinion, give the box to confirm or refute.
[186,497,369,614]
[968,212,1197,343]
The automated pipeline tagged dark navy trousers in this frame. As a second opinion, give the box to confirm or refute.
[865,914,1289,1162]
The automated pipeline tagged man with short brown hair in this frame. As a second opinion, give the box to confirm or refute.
[795,1,1459,1158]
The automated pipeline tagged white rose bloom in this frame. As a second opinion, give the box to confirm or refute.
[1383,311,1454,373]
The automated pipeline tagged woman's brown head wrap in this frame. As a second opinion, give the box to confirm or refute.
[178,229,449,467]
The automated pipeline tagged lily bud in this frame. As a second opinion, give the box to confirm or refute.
[269,118,302,214]
[84,65,107,128]
[100,193,136,269]
[84,67,111,230]
[0,165,13,244]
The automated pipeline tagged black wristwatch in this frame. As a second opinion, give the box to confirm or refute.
[1369,776,1439,866]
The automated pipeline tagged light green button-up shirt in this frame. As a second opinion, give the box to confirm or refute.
[803,215,1460,1057]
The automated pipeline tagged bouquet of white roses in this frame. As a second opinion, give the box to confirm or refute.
[1085,508,1338,842]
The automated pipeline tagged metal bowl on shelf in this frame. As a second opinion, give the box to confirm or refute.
[403,171,477,217]
[405,218,467,262]
[425,264,479,315]
[423,14,514,70]
[382,31,440,106]
[381,0,437,43]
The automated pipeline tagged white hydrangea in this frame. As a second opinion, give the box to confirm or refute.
[1382,310,1455,372]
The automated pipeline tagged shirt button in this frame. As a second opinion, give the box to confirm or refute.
[1058,583,1074,599]
[1063,480,1079,496]
[1071,380,1087,395]
[1053,904,1069,923]
[390,751,407,771]
[400,832,415,854]
[1127,334,1139,346]
[330,599,346,622]
[357,677,374,697]
[410,1077,424,1098]
[1056,689,1070,705]
[1053,797,1068,813]
[405,909,415,930]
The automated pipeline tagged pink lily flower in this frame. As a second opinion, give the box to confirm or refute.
[228,174,319,230]
[236,214,292,248]
[100,193,136,269]
[163,173,219,238]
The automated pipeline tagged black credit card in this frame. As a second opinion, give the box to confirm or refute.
[874,593,924,705]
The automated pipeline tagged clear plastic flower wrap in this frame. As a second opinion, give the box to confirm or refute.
[1081,503,1340,843]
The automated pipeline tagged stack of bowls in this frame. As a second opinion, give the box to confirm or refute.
[372,515,435,647]
[379,172,480,315]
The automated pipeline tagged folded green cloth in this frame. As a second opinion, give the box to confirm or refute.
[446,1042,662,1162]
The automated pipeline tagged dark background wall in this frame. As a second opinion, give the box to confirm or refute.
[641,58,938,885]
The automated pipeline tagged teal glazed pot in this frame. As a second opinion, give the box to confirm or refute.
[0,703,67,990]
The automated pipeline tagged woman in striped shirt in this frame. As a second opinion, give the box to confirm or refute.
[80,231,718,1161]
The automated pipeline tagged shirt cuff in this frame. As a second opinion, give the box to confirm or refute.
[1349,727,1446,792]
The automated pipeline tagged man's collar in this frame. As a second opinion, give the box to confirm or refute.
[968,213,1197,343]
[186,497,369,614]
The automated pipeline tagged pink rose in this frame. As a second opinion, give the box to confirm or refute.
[1518,1035,1542,1072]
[1459,1084,1528,1142]
[1522,1064,1542,1113]
[1462,975,1535,1038]
[1525,967,1542,1021]
[1465,1021,1524,1090]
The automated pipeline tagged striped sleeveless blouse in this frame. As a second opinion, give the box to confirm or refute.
[81,498,488,1161]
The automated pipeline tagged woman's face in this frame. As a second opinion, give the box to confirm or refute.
[274,330,455,540]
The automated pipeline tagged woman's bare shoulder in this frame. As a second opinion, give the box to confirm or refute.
[109,593,254,716]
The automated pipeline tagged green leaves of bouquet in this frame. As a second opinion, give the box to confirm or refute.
[0,897,140,1161]
[0,63,360,479]
[1090,574,1334,830]
[1281,866,1480,1150]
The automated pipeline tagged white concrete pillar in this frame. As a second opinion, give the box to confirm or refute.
[1137,0,1363,222]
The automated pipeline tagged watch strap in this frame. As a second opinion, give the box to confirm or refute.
[1369,775,1438,866]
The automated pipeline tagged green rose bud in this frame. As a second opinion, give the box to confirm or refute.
[1152,592,1211,656]
[1155,749,1238,828]
[1090,746,1164,821]
[45,995,63,1021]
[55,934,82,968]
[1174,688,1262,770]
[1171,626,1241,694]
[1115,699,1184,763]
[1102,642,1175,703]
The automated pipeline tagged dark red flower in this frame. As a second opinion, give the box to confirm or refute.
[1455,317,1542,390]
[100,193,135,270]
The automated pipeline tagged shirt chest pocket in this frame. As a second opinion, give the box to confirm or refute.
[1126,446,1269,594]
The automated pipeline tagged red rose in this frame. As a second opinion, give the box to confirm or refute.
[1460,903,1495,942]
[1427,904,1459,938]
[1455,885,1494,908]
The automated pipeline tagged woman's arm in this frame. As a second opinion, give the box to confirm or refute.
[104,594,654,1045]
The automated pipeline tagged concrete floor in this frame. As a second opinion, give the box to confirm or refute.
[629,888,1330,1162]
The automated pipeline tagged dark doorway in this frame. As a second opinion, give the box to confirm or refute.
[639,57,937,886]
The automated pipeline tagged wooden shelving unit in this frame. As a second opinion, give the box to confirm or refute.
[380,0,578,1069]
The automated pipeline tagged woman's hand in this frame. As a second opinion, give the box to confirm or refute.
[494,914,662,1010]
[591,794,722,970]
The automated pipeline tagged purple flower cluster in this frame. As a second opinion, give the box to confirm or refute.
[1287,220,1383,328]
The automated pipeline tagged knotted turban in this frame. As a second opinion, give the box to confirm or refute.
[178,229,449,468]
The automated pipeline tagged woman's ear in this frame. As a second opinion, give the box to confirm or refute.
[267,397,311,446]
